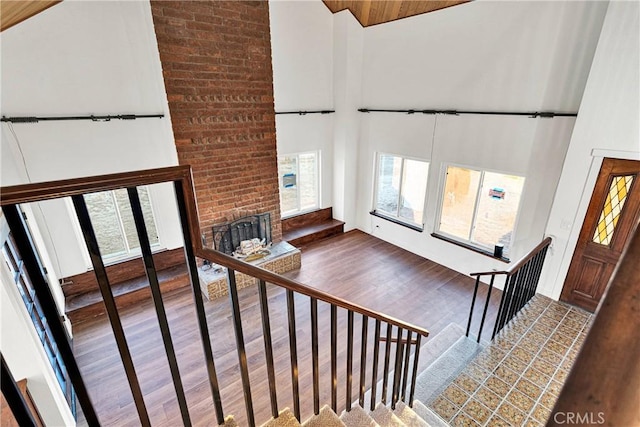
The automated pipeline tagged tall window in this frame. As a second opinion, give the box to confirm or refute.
[374,153,429,228]
[83,186,159,261]
[278,151,319,217]
[437,165,525,255]
[2,232,76,418]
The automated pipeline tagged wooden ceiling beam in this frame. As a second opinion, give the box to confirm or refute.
[1,0,61,32]
[323,0,470,27]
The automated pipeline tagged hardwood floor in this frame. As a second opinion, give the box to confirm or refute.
[73,230,499,426]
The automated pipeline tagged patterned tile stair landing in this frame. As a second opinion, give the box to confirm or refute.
[426,295,593,427]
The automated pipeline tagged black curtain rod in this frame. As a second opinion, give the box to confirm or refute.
[358,108,577,118]
[1,114,165,123]
[275,110,335,115]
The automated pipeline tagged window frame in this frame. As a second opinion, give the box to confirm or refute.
[372,152,429,231]
[278,150,321,219]
[82,186,161,264]
[434,163,526,257]
[1,230,77,418]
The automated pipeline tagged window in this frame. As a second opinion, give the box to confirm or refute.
[2,232,76,418]
[374,153,429,229]
[278,151,319,217]
[83,186,159,261]
[436,165,525,256]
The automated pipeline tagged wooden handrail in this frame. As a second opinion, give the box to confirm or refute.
[0,166,192,205]
[198,248,430,337]
[549,223,640,426]
[470,237,552,277]
[0,166,430,338]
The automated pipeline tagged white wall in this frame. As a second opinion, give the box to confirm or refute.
[543,1,640,299]
[361,0,607,111]
[353,0,607,288]
[0,1,181,279]
[0,218,75,427]
[332,11,364,229]
[268,0,613,293]
[356,113,574,279]
[269,0,336,212]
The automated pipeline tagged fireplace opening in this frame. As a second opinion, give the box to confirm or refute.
[212,213,272,256]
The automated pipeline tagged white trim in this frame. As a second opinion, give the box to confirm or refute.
[591,149,640,160]
[372,152,429,229]
[278,150,321,218]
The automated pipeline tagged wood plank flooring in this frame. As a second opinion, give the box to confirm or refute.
[73,230,500,426]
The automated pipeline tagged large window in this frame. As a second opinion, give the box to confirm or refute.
[2,232,76,418]
[374,153,429,229]
[83,186,159,261]
[278,151,319,217]
[436,165,525,256]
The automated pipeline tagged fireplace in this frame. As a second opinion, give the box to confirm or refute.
[200,212,301,301]
[212,213,272,255]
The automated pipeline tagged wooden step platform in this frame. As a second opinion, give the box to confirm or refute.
[65,264,189,324]
[63,248,189,324]
[282,207,344,247]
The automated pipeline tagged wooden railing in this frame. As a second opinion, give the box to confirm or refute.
[466,237,552,342]
[0,166,429,427]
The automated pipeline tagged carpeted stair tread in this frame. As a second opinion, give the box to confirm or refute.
[370,403,406,427]
[340,405,380,427]
[302,405,345,427]
[410,401,448,427]
[393,402,430,427]
[413,335,484,404]
[221,415,240,426]
[262,408,301,427]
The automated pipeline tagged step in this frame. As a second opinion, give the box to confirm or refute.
[251,403,433,427]
[412,335,484,405]
[340,405,380,427]
[65,263,189,324]
[283,219,345,247]
[282,207,345,247]
[392,402,429,427]
[370,403,406,427]
[410,401,448,427]
[262,408,301,427]
[302,405,345,427]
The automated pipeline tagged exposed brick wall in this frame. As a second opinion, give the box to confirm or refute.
[150,1,281,245]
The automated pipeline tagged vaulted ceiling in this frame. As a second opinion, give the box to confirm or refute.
[322,0,470,27]
[2,1,470,33]
[1,0,60,32]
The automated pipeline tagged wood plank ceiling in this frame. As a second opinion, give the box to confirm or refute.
[1,1,60,32]
[323,0,469,27]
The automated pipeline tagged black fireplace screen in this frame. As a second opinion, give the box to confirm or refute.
[212,213,272,255]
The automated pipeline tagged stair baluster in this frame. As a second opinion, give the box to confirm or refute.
[358,315,369,407]
[258,279,278,419]
[345,310,354,411]
[286,289,301,421]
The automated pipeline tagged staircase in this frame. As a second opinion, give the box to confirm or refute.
[223,401,445,427]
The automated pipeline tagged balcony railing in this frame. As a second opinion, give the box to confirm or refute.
[466,237,552,342]
[0,166,429,427]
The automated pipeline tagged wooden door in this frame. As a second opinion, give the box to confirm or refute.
[561,158,640,312]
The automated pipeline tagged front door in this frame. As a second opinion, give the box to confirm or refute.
[561,158,640,312]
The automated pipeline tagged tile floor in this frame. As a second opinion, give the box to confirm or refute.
[428,295,593,427]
